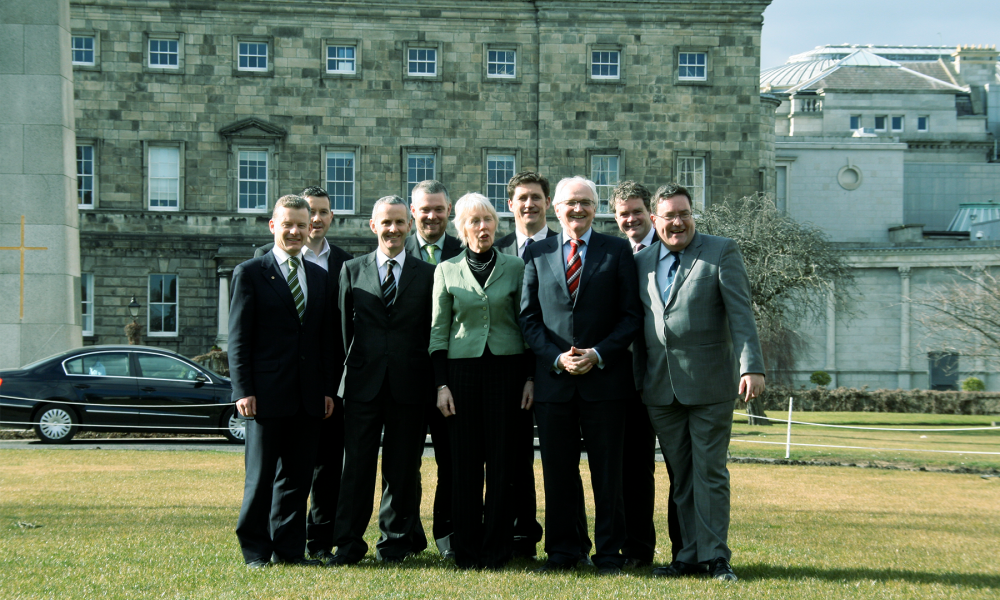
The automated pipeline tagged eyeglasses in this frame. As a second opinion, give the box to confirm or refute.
[654,211,693,222]
[560,200,595,209]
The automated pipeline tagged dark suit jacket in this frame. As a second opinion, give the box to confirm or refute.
[633,233,765,406]
[495,227,559,258]
[228,251,335,418]
[404,232,462,263]
[519,230,642,403]
[254,240,352,395]
[339,252,436,404]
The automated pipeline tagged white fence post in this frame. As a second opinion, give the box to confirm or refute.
[785,397,794,459]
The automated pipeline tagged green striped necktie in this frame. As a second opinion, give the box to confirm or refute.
[287,255,305,323]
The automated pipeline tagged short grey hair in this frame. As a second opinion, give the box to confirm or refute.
[453,192,498,246]
[272,195,309,218]
[371,195,410,220]
[552,176,598,205]
[411,179,451,203]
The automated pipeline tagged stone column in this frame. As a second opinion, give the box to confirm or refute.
[215,269,232,351]
[0,0,82,368]
[898,266,912,389]
[825,285,837,387]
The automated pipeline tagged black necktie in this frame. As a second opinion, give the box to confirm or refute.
[634,243,645,254]
[663,251,680,302]
[382,259,397,307]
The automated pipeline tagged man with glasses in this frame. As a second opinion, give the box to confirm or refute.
[634,184,765,582]
[519,176,641,576]
[254,186,353,564]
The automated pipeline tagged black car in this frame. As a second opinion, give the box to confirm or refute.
[0,345,244,444]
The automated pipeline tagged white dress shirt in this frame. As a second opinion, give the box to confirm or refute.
[302,238,331,271]
[415,233,443,264]
[630,228,657,253]
[272,246,308,303]
[515,228,551,258]
[376,248,406,284]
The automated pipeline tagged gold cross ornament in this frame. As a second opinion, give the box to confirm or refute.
[1,216,48,319]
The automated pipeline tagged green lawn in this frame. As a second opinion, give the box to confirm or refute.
[731,410,1000,471]
[1,450,999,599]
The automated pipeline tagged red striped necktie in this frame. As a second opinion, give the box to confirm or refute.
[566,239,583,301]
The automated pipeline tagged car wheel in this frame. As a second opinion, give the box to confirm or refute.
[221,406,246,444]
[34,404,78,444]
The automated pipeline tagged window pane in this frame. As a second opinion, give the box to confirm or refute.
[137,354,199,380]
[149,147,179,209]
[592,51,620,78]
[678,52,707,80]
[72,36,95,65]
[327,45,356,73]
[149,39,178,67]
[677,157,706,212]
[149,274,178,335]
[81,273,94,335]
[487,50,516,77]
[408,48,436,75]
[590,155,620,213]
[407,154,435,200]
[77,145,94,206]
[238,151,268,211]
[486,155,515,212]
[239,42,268,70]
[326,151,355,212]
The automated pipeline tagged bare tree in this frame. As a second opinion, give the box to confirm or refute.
[697,195,854,423]
[910,267,1000,364]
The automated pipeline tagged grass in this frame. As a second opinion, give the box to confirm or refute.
[731,410,1000,471]
[1,449,999,599]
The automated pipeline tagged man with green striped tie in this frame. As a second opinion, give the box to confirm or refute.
[230,194,336,568]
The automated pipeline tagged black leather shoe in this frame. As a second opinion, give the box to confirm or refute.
[271,556,321,567]
[652,560,707,577]
[623,557,651,569]
[246,559,270,569]
[709,557,738,582]
[533,560,574,574]
[309,549,336,565]
[324,554,360,566]
[597,565,623,576]
[577,555,594,568]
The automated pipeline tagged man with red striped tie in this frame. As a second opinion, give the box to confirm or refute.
[519,176,642,577]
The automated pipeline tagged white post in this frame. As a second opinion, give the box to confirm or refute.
[785,397,794,459]
[898,266,912,389]
[825,286,837,387]
[215,272,230,351]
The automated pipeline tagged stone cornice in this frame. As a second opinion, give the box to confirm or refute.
[841,243,1000,268]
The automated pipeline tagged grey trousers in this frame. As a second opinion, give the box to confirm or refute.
[647,399,733,564]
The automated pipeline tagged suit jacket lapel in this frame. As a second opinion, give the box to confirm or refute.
[483,251,506,290]
[542,237,572,300]
[396,256,418,297]
[456,251,484,293]
[641,242,664,314]
[577,232,605,300]
[666,233,703,308]
[261,252,299,321]
[360,252,381,298]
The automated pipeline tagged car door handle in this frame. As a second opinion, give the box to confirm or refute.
[73,384,89,389]
[141,387,157,392]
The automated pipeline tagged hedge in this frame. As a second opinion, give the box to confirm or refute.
[756,386,1000,415]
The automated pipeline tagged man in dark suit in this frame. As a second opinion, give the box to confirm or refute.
[634,183,765,582]
[610,180,681,568]
[403,179,461,558]
[230,194,336,568]
[329,195,436,565]
[495,171,592,563]
[520,176,642,576]
[253,186,352,564]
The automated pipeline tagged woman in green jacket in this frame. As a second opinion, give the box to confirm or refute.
[429,192,533,570]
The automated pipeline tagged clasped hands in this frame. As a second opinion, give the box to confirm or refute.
[558,346,598,375]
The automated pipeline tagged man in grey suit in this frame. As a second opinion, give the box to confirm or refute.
[403,179,460,558]
[328,195,436,565]
[634,183,765,582]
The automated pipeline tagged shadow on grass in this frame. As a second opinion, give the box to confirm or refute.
[739,563,1000,589]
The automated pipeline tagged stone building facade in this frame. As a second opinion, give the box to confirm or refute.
[69,0,771,358]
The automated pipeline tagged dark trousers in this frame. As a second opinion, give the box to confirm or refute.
[446,352,520,569]
[236,411,320,563]
[426,402,453,545]
[620,392,660,563]
[510,408,592,559]
[333,381,428,561]
[534,394,626,568]
[305,400,345,555]
[648,400,733,564]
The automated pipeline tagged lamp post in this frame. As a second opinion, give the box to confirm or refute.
[125,295,142,345]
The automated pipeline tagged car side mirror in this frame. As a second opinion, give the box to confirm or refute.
[194,374,209,384]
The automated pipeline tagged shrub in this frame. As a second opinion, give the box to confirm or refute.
[961,377,986,392]
[809,371,832,387]
[754,385,1000,414]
